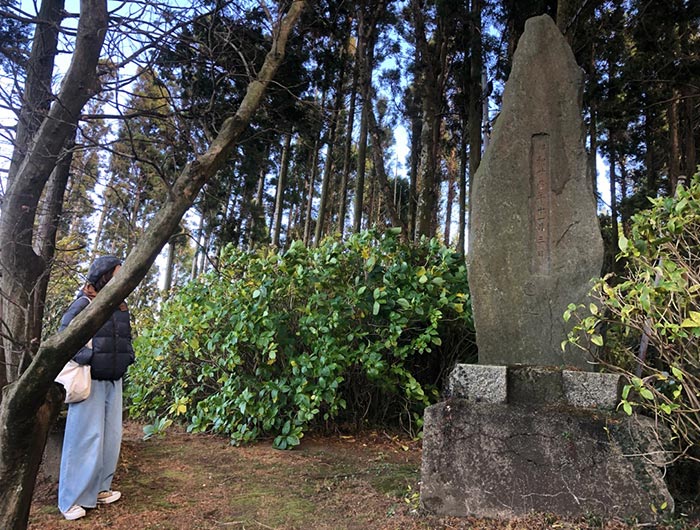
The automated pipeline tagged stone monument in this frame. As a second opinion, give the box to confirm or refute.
[420,15,673,523]
[467,14,604,370]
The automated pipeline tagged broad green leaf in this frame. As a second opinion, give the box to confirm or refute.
[618,234,629,252]
[639,388,653,400]
[590,334,603,346]
[622,401,633,415]
[671,365,684,381]
[397,298,410,309]
[680,311,700,328]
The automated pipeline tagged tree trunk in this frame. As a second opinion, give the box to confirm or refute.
[367,105,408,234]
[303,138,318,245]
[163,239,176,294]
[408,87,421,242]
[412,0,447,240]
[190,213,204,279]
[337,15,363,239]
[352,39,374,234]
[31,134,76,337]
[468,0,483,194]
[272,132,293,248]
[609,144,619,271]
[668,90,681,192]
[248,150,269,250]
[444,147,457,245]
[457,132,467,256]
[682,86,697,177]
[314,61,346,246]
[1,0,107,386]
[0,3,306,528]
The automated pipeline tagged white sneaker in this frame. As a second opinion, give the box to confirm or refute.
[62,505,86,520]
[97,490,121,504]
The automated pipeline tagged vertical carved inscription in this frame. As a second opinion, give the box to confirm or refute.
[531,134,551,273]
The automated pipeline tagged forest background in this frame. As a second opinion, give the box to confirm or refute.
[0,0,699,527]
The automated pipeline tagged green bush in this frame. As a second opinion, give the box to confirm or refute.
[565,175,700,461]
[126,230,474,448]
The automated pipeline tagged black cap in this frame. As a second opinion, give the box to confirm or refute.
[86,256,122,286]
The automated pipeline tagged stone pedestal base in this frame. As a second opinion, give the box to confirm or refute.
[420,399,673,523]
[39,412,65,483]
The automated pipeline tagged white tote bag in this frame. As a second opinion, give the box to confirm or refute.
[55,360,91,403]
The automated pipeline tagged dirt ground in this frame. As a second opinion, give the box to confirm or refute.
[29,422,699,530]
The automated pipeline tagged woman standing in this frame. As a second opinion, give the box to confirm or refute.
[57,255,135,521]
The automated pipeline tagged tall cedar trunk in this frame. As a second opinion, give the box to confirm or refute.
[7,0,64,187]
[408,85,421,241]
[0,4,305,528]
[368,105,408,234]
[163,239,176,294]
[619,160,631,236]
[588,42,599,199]
[303,136,320,245]
[444,148,457,245]
[467,0,483,238]
[682,85,697,176]
[645,103,659,195]
[190,213,204,279]
[352,31,375,234]
[668,90,681,192]
[272,132,293,248]
[337,14,363,239]
[457,132,468,255]
[413,0,447,240]
[556,0,576,41]
[609,143,619,272]
[248,148,269,250]
[314,59,346,245]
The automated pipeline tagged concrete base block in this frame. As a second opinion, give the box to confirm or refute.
[448,364,621,410]
[420,399,673,523]
[563,370,621,410]
[448,364,507,403]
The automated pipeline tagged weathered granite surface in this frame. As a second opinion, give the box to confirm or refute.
[421,399,673,522]
[467,14,604,369]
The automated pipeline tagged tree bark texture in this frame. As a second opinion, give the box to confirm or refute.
[412,0,448,240]
[7,0,65,187]
[0,3,306,528]
[314,59,346,246]
[367,105,408,235]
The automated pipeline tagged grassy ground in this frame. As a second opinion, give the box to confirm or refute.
[29,422,699,529]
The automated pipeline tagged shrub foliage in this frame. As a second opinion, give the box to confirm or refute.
[127,230,474,447]
[565,175,700,461]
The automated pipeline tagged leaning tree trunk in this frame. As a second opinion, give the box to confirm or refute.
[1,0,65,386]
[31,134,77,337]
[0,0,109,526]
[7,0,65,186]
[0,3,306,528]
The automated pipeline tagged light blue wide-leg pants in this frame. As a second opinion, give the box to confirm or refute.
[58,379,123,513]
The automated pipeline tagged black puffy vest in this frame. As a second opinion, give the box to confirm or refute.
[59,296,135,381]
